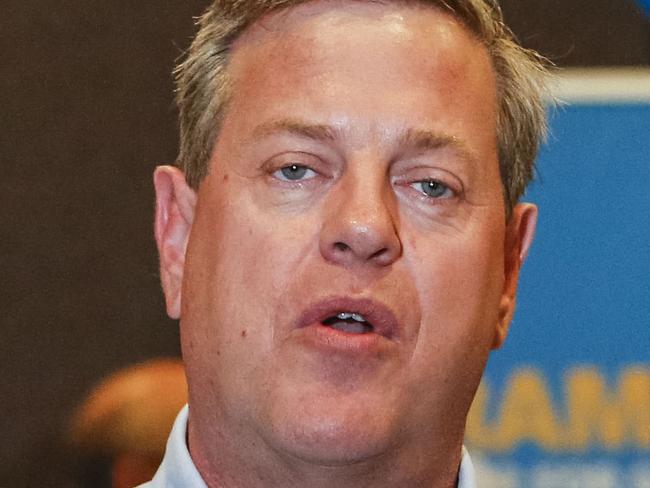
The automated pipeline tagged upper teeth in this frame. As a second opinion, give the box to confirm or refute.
[337,312,366,322]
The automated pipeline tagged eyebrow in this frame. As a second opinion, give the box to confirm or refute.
[399,128,478,168]
[252,118,337,142]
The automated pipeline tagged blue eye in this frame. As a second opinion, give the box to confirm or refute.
[275,164,316,181]
[416,180,452,198]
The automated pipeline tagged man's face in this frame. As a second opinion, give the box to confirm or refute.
[157,0,535,468]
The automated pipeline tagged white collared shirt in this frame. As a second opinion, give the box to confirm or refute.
[139,406,477,488]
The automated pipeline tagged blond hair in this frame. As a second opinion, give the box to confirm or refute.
[175,0,550,213]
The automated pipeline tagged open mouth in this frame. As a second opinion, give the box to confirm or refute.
[321,312,374,334]
[296,297,398,341]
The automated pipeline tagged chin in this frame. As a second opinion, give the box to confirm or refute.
[263,394,398,466]
[275,424,392,466]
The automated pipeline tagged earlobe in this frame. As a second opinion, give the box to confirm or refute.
[153,166,197,319]
[493,203,538,349]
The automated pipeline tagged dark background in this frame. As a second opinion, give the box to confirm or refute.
[1,1,648,486]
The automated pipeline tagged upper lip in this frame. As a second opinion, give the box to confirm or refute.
[295,296,400,340]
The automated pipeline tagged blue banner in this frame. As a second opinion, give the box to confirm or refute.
[467,100,650,487]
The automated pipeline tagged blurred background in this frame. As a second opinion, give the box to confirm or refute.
[1,0,648,486]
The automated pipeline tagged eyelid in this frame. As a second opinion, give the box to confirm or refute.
[393,170,464,196]
[263,151,332,187]
[263,151,320,170]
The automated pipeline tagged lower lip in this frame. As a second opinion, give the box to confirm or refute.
[295,322,392,355]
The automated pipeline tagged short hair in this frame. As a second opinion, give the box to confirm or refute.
[174,0,550,214]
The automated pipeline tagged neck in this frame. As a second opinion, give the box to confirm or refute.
[187,412,464,488]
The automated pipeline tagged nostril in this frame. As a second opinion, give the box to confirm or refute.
[334,242,350,252]
[369,248,388,260]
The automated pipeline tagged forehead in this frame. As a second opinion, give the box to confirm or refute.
[223,0,497,155]
[232,0,490,80]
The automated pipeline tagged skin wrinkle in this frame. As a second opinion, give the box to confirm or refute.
[250,120,480,173]
[237,121,485,223]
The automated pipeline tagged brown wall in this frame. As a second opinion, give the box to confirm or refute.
[1,1,648,486]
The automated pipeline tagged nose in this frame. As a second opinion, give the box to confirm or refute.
[319,175,402,268]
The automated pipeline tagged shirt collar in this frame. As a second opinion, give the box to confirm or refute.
[146,405,207,488]
[458,445,477,488]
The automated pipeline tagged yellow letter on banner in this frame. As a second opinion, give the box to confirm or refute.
[493,369,560,451]
[564,366,650,451]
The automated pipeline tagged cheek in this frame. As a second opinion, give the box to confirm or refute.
[185,192,320,334]
[408,226,505,356]
[232,211,319,298]
[180,199,307,398]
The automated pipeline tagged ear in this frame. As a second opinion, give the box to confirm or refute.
[153,166,196,319]
[492,203,538,349]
